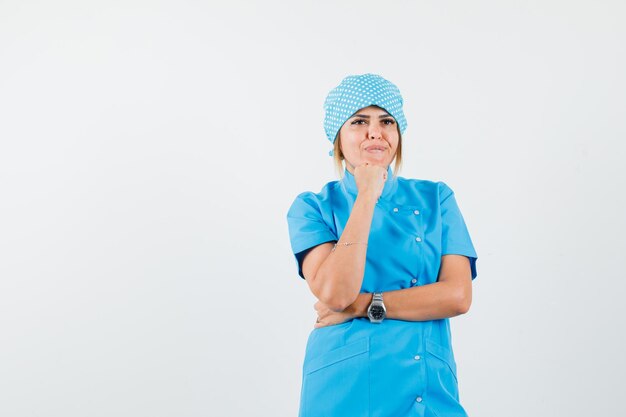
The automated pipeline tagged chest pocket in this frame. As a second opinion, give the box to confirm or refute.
[382,203,424,243]
[373,200,423,227]
[392,205,423,217]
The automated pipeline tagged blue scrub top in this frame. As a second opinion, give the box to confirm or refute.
[287,166,478,417]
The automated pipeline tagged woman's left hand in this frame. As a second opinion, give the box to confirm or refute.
[313,299,356,328]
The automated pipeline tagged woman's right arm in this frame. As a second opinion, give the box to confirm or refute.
[301,166,384,312]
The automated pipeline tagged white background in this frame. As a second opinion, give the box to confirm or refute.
[1,1,625,416]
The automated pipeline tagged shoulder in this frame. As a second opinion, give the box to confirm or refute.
[395,176,454,202]
[286,179,341,217]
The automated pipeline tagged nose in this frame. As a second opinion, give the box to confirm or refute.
[368,124,382,140]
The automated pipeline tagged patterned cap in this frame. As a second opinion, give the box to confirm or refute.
[323,73,407,146]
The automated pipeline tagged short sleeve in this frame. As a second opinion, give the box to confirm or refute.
[439,182,479,280]
[286,192,338,279]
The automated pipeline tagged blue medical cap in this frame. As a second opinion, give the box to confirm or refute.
[323,73,408,146]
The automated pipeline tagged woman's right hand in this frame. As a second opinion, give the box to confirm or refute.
[354,162,387,200]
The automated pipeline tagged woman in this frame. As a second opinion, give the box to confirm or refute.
[287,73,478,417]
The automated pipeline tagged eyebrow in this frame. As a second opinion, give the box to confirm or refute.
[351,113,393,118]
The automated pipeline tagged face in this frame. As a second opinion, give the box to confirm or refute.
[337,105,399,174]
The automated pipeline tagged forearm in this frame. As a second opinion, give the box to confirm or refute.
[315,192,378,310]
[346,282,466,321]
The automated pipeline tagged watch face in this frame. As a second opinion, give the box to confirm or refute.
[369,305,385,320]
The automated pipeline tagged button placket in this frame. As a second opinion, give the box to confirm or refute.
[413,353,423,407]
[388,204,424,286]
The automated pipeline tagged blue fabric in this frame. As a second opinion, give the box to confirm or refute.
[286,167,478,417]
[324,73,408,145]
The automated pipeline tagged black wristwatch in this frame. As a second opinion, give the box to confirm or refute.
[367,292,386,323]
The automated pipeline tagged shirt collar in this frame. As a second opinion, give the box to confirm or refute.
[340,165,398,201]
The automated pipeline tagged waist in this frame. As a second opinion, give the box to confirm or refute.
[304,318,434,359]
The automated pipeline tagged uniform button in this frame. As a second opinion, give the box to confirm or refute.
[414,210,420,215]
[411,278,417,284]
[415,237,422,242]
[414,355,421,360]
[415,396,423,403]
[393,207,398,212]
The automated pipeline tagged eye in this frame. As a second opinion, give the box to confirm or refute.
[382,118,396,125]
[351,118,366,125]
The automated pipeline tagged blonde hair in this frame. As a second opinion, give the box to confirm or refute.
[333,125,403,180]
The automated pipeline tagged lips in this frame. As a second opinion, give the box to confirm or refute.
[365,146,387,152]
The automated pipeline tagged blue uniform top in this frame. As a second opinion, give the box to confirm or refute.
[287,166,478,417]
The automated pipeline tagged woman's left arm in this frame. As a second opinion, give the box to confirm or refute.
[314,254,472,327]
[346,254,473,321]
[314,255,472,327]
